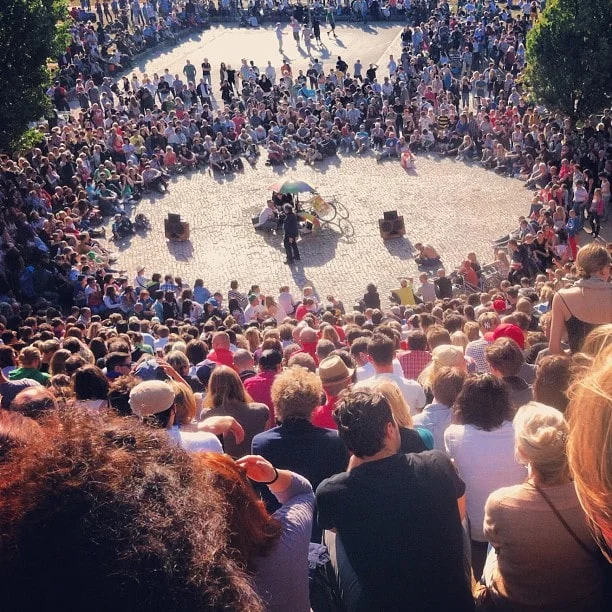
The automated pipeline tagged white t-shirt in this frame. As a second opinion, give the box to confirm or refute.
[444,421,526,541]
[412,402,452,452]
[168,427,223,453]
[244,303,265,322]
[355,359,404,382]
[278,292,296,314]
[355,372,426,413]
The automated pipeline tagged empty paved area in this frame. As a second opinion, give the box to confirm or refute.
[110,25,532,304]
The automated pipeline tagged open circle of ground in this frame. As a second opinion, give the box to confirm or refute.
[111,154,527,305]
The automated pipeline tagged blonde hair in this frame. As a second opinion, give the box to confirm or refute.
[514,402,569,484]
[170,380,197,425]
[418,344,465,389]
[567,345,612,557]
[575,243,610,279]
[369,379,413,428]
[271,366,322,422]
[581,323,612,358]
[244,328,261,353]
[451,331,468,351]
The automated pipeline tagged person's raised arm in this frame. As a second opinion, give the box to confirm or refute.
[237,454,296,496]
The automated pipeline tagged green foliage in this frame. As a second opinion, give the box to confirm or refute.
[0,0,70,152]
[526,0,612,121]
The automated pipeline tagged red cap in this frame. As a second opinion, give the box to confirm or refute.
[491,323,525,349]
[492,299,507,313]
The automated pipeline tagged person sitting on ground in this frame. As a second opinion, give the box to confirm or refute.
[414,243,441,267]
[316,388,474,611]
[8,346,51,386]
[485,337,533,410]
[312,355,354,430]
[355,333,426,413]
[200,452,313,611]
[252,365,349,540]
[201,365,269,458]
[413,366,467,451]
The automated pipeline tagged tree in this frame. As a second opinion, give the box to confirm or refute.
[526,0,612,122]
[0,0,69,152]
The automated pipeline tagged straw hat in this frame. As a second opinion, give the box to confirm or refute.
[318,356,354,385]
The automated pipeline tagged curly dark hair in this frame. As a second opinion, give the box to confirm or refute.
[453,374,513,431]
[0,409,263,612]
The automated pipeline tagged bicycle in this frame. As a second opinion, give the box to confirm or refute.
[299,194,354,238]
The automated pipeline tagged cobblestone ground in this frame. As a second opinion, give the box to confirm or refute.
[110,153,531,306]
[105,25,548,305]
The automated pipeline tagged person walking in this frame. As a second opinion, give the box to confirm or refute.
[312,16,322,45]
[283,204,301,264]
[275,22,284,53]
[325,7,336,38]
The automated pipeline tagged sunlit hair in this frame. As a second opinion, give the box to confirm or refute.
[567,345,612,560]
[170,380,197,425]
[418,344,465,390]
[244,327,261,353]
[581,323,612,358]
[197,452,281,570]
[204,365,253,409]
[575,242,610,279]
[514,402,569,484]
[369,379,413,428]
[271,366,322,421]
[0,409,263,610]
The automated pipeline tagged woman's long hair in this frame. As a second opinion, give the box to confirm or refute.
[197,452,282,570]
[204,365,253,409]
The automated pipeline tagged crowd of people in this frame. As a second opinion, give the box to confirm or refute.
[1,0,612,610]
[0,241,610,610]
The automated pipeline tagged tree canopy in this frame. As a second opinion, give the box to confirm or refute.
[0,0,69,152]
[526,0,612,122]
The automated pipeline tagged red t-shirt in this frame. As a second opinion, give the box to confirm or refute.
[312,394,338,430]
[207,347,235,369]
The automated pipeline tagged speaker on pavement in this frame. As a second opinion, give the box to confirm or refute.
[164,213,190,241]
[379,210,405,239]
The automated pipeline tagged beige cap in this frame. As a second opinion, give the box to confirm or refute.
[129,381,175,417]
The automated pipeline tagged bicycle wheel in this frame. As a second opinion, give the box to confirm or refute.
[334,200,350,219]
[316,201,337,223]
[338,217,355,238]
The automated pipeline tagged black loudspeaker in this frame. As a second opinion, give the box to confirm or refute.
[164,213,190,241]
[379,210,406,239]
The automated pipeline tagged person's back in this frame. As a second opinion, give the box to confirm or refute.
[317,451,473,611]
[253,420,348,502]
[205,401,268,458]
[484,481,602,610]
[316,389,473,612]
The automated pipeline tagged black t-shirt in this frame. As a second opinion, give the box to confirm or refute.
[316,451,473,612]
